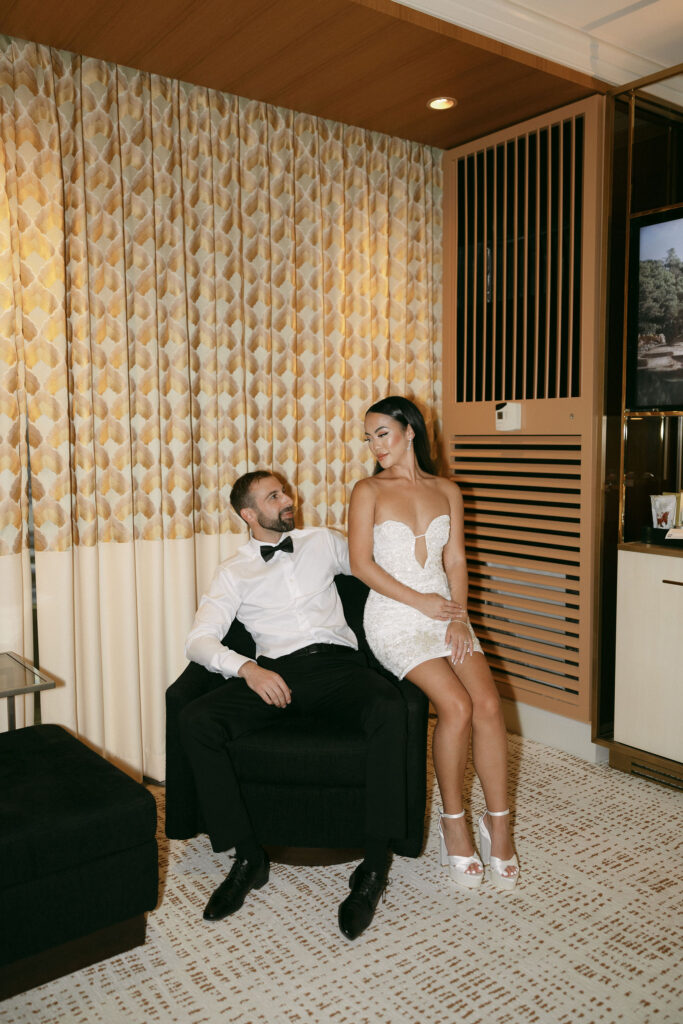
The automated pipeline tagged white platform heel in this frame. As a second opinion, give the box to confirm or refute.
[478,809,519,891]
[439,810,484,890]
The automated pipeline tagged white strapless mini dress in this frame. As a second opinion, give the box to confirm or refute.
[363,514,483,679]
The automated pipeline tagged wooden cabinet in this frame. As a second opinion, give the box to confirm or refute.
[614,546,683,763]
[599,90,683,787]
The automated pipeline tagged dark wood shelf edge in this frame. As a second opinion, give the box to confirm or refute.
[618,541,683,556]
[606,739,683,790]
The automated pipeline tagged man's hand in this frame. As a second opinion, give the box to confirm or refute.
[239,662,291,708]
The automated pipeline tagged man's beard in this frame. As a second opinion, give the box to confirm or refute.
[256,508,295,533]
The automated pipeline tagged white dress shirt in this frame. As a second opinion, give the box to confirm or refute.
[185,527,358,677]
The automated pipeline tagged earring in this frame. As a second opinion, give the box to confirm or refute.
[408,437,413,449]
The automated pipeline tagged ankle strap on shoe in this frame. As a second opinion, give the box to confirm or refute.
[485,808,510,817]
[439,809,465,820]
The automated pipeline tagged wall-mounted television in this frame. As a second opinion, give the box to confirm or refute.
[626,205,683,411]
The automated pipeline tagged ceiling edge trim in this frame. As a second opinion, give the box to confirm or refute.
[393,0,683,101]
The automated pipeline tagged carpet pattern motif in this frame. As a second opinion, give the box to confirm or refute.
[4,731,682,1023]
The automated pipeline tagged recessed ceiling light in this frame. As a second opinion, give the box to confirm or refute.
[428,96,456,110]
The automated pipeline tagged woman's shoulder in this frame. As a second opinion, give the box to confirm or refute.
[430,474,462,503]
[350,475,381,508]
[352,474,382,494]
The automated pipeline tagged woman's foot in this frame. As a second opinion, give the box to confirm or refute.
[439,810,484,889]
[478,809,519,891]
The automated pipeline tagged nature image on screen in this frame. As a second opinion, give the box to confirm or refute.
[634,214,683,409]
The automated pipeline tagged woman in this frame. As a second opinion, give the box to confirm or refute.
[348,396,519,891]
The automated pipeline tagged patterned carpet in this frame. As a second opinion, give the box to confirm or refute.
[4,728,682,1024]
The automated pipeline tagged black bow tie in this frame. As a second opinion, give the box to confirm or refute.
[260,535,294,562]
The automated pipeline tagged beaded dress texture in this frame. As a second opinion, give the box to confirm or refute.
[363,514,483,679]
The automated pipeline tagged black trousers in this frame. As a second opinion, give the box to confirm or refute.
[178,646,407,853]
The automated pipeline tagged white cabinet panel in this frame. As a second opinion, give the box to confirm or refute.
[614,549,683,763]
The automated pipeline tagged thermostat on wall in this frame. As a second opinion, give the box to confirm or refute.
[495,401,522,431]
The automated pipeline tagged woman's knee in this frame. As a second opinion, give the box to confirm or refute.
[435,690,473,729]
[472,689,503,723]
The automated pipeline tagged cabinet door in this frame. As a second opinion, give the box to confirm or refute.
[614,550,683,762]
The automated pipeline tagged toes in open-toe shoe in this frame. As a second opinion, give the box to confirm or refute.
[438,810,484,890]
[478,809,519,892]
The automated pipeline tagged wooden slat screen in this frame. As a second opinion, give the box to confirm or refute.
[453,117,584,403]
[442,97,606,722]
[452,435,586,712]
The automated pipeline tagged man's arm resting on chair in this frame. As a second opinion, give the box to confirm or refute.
[185,565,290,708]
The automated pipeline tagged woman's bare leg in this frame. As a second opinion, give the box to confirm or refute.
[449,652,516,872]
[405,658,481,875]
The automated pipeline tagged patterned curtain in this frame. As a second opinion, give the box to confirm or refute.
[0,35,442,775]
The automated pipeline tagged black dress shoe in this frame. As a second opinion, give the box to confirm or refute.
[203,853,270,921]
[338,860,390,940]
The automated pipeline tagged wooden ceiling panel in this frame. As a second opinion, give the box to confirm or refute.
[269,22,439,111]
[220,6,393,101]
[0,0,606,148]
[143,1,349,91]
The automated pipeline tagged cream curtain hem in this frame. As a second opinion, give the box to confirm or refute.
[36,533,247,779]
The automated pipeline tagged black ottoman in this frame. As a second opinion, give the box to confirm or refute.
[0,724,158,1000]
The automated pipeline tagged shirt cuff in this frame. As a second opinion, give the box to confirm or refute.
[185,634,256,679]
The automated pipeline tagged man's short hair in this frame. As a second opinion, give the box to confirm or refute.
[230,470,274,516]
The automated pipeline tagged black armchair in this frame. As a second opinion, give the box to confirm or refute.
[165,575,429,857]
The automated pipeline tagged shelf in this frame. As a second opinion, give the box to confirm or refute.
[618,541,683,557]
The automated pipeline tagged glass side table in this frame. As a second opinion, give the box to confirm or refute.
[0,651,56,730]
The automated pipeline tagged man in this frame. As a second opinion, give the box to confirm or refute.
[180,470,407,940]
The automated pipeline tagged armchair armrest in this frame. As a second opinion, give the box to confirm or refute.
[382,670,429,858]
[165,662,226,839]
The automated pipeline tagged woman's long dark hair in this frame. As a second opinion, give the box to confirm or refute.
[366,395,437,476]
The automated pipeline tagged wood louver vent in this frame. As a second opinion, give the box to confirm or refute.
[443,97,605,721]
[452,434,589,713]
[452,114,584,404]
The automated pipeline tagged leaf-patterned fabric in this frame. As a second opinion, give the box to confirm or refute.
[0,35,442,774]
